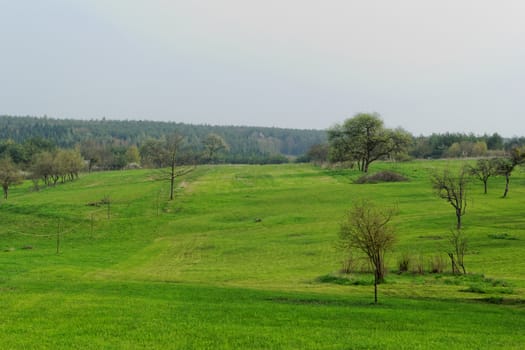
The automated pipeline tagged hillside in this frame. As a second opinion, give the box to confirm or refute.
[1,161,525,348]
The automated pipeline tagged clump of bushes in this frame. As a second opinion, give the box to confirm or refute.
[396,253,445,274]
[354,171,408,184]
[397,253,411,273]
[429,255,445,273]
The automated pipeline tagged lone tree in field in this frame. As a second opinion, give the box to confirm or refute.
[166,133,185,201]
[431,166,469,229]
[328,113,411,172]
[339,200,396,304]
[494,147,524,198]
[0,156,23,200]
[469,158,497,194]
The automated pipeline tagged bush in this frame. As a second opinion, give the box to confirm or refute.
[397,253,411,273]
[316,274,374,286]
[411,255,425,275]
[462,285,486,294]
[354,171,408,184]
[429,255,445,274]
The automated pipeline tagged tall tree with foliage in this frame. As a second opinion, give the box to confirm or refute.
[202,133,229,163]
[431,166,469,229]
[140,139,168,168]
[0,156,23,199]
[339,200,396,304]
[328,113,411,172]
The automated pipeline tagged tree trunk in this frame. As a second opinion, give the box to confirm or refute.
[170,165,175,201]
[456,208,462,229]
[448,252,458,274]
[483,180,487,194]
[374,273,378,304]
[503,174,510,198]
[169,155,176,201]
[2,185,7,199]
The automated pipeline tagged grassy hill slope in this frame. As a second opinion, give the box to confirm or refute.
[1,161,525,349]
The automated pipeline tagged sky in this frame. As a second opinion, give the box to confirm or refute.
[1,0,524,136]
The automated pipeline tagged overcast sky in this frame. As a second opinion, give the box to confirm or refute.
[1,0,524,136]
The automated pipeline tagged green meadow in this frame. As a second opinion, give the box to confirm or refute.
[1,161,525,349]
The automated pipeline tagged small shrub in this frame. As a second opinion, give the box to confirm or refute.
[397,253,411,273]
[484,277,511,288]
[429,255,445,274]
[317,274,352,285]
[498,288,514,295]
[354,171,408,184]
[340,255,358,274]
[488,233,518,240]
[411,255,425,275]
[316,274,374,286]
[462,284,486,294]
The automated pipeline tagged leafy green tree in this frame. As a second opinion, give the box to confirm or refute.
[125,145,141,165]
[328,113,411,172]
[306,143,329,165]
[56,149,85,181]
[31,151,55,186]
[339,200,396,303]
[202,133,229,163]
[140,139,168,168]
[431,166,469,229]
[80,140,101,172]
[486,132,504,150]
[0,156,23,199]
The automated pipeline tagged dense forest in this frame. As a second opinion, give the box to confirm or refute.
[0,115,326,165]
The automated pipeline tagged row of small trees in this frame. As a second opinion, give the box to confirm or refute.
[30,149,85,188]
[0,149,85,199]
[0,132,224,202]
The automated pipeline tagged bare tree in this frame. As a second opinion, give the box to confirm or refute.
[339,200,396,303]
[431,166,469,229]
[0,156,23,199]
[469,158,497,194]
[447,229,468,274]
[494,147,524,198]
[166,133,185,200]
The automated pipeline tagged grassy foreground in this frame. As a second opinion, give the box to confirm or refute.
[1,161,525,349]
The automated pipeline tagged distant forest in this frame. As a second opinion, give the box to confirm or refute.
[1,115,525,169]
[0,115,326,165]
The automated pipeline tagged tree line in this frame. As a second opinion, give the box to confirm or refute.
[0,115,326,164]
[299,113,525,166]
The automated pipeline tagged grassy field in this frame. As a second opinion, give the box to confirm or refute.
[1,161,525,349]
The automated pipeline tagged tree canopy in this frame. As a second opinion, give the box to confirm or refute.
[328,113,411,172]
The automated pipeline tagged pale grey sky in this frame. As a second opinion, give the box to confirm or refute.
[1,0,524,136]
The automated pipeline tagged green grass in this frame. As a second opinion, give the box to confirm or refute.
[1,161,525,348]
